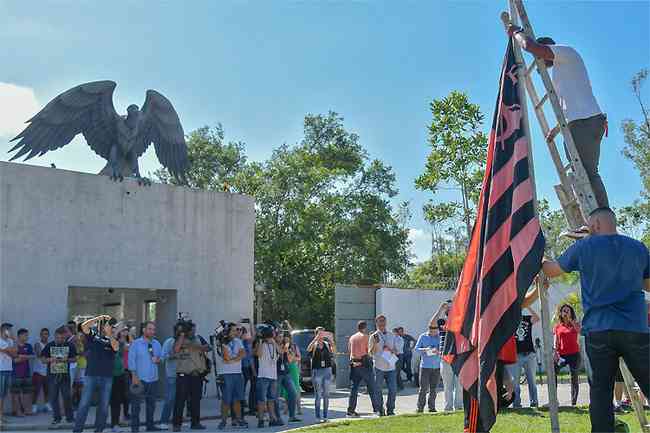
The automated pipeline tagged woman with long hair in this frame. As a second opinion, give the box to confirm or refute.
[553,303,581,406]
[280,333,302,415]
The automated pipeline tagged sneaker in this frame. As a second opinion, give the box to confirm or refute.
[269,419,284,427]
[387,411,396,416]
[530,402,538,408]
[112,426,123,433]
[217,420,227,430]
[238,419,249,428]
[52,419,62,426]
[346,411,360,418]
[560,225,590,240]
[190,425,206,430]
[257,419,265,429]
[289,417,302,423]
[320,418,328,423]
[416,408,424,413]
[158,425,169,431]
[428,408,436,413]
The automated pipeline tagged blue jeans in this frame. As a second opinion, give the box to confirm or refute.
[373,368,397,414]
[160,376,176,424]
[312,367,331,419]
[274,374,297,419]
[73,375,113,433]
[348,365,377,413]
[131,380,158,431]
[506,352,538,407]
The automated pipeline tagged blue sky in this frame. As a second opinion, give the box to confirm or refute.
[1,1,648,262]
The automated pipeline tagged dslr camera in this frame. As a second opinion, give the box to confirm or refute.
[175,313,193,336]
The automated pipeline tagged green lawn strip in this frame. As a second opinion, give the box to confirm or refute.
[291,407,647,433]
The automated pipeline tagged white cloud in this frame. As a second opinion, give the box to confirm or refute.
[408,228,431,263]
[0,82,39,138]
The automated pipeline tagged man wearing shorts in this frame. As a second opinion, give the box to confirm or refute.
[12,328,35,416]
[218,323,247,429]
[0,323,17,425]
[254,327,282,428]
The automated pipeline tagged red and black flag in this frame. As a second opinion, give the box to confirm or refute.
[443,40,545,432]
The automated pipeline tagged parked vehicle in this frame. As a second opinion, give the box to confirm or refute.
[291,329,337,392]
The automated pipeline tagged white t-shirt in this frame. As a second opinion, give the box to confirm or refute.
[32,340,49,375]
[0,337,14,371]
[257,340,278,380]
[548,45,602,123]
[369,331,397,372]
[221,338,244,375]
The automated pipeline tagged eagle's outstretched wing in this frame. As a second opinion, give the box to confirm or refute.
[9,80,119,161]
[134,90,189,182]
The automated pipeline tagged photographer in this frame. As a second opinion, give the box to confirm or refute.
[73,315,119,433]
[172,321,208,431]
[217,323,248,430]
[253,325,282,428]
[307,327,333,423]
[274,331,300,424]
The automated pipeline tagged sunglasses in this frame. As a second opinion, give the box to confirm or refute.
[429,326,438,330]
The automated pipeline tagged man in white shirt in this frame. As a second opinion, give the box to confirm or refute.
[0,323,17,425]
[218,323,247,430]
[369,315,398,416]
[506,25,609,208]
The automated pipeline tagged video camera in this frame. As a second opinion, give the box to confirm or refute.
[175,313,193,336]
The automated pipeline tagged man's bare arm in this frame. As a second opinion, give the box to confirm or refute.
[542,260,565,279]
[507,25,554,60]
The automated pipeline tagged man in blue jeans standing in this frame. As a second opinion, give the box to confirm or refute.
[508,308,540,408]
[543,207,650,433]
[74,315,118,433]
[128,321,162,432]
[368,315,398,416]
[159,327,178,430]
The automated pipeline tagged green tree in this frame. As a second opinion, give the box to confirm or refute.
[153,125,247,191]
[396,252,465,290]
[620,69,650,245]
[415,91,488,239]
[156,113,410,328]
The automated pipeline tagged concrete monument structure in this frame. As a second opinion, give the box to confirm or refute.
[0,162,254,341]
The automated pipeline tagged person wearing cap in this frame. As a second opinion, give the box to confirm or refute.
[73,315,119,433]
[414,320,441,413]
[128,321,162,432]
[0,323,17,424]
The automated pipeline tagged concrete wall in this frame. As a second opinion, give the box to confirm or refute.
[334,284,377,388]
[0,162,254,341]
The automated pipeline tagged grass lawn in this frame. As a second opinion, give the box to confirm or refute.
[292,407,648,433]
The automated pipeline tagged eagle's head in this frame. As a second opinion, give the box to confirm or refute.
[126,104,140,127]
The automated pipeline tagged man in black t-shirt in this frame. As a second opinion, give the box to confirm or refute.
[41,326,77,425]
[73,315,118,433]
[506,307,540,408]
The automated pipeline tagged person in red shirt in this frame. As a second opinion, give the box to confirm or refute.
[553,303,581,406]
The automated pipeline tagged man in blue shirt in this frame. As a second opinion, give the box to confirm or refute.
[128,322,162,432]
[414,321,441,413]
[543,207,650,433]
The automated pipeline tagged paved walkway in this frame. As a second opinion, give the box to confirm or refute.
[1,381,589,432]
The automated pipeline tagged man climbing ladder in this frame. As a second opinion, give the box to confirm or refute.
[505,23,609,209]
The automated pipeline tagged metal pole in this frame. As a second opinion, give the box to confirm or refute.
[503,3,560,432]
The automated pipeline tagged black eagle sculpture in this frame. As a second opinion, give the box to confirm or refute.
[9,80,189,185]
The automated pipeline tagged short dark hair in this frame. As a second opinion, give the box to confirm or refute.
[40,328,49,334]
[55,326,67,335]
[357,320,367,331]
[588,206,615,218]
[536,36,555,45]
[17,328,28,336]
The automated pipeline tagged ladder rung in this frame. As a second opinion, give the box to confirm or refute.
[535,93,549,110]
[525,61,536,77]
[546,125,561,142]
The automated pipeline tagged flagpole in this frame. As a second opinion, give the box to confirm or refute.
[504,2,561,432]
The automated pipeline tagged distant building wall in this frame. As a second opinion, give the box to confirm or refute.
[0,162,254,341]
